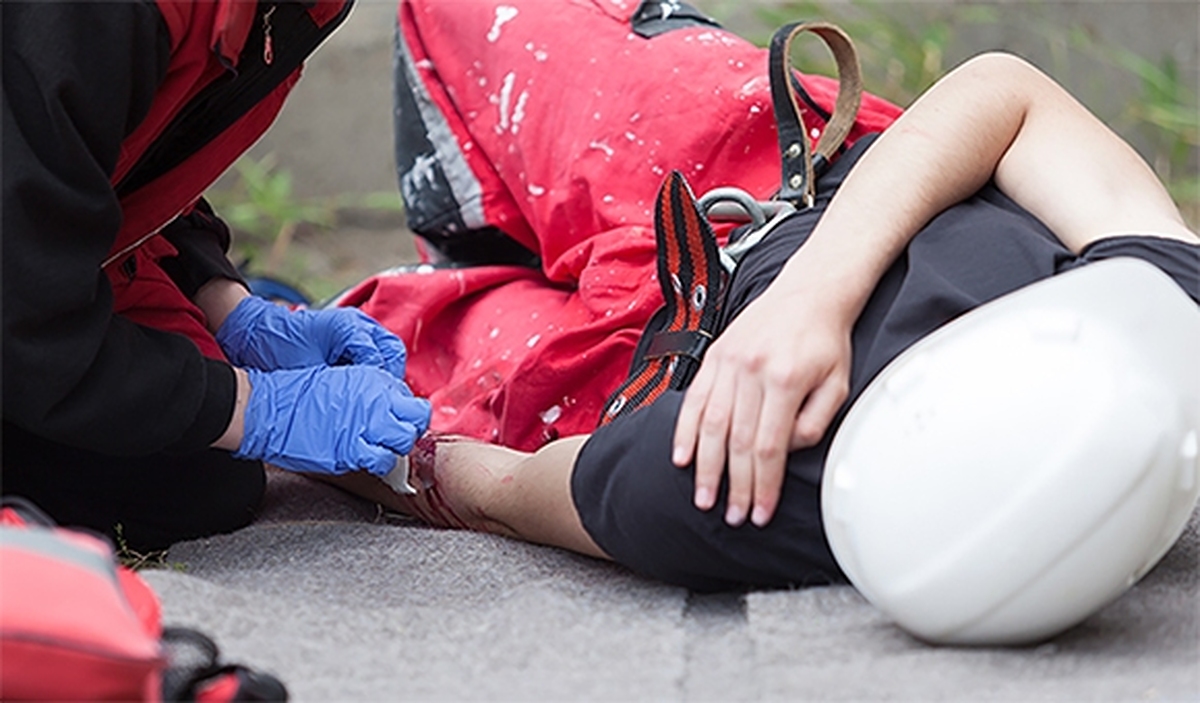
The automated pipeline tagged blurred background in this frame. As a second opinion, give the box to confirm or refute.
[206,0,1199,304]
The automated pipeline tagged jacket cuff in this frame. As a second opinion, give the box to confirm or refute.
[165,358,238,453]
[159,201,248,299]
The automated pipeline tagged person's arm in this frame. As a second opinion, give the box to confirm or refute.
[2,3,240,455]
[672,52,1198,529]
[317,434,608,558]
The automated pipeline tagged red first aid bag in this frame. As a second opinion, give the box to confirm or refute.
[0,498,165,700]
[0,498,287,701]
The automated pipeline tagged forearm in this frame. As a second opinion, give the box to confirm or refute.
[767,52,1195,326]
[768,54,1034,322]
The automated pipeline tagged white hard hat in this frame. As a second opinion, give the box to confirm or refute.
[822,257,1200,646]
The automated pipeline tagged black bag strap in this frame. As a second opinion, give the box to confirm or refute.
[770,21,863,207]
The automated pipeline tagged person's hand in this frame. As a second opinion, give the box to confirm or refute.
[236,366,431,476]
[671,283,853,528]
[216,296,407,379]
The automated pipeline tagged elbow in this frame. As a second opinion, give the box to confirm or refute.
[957,51,1038,82]
[956,51,1046,89]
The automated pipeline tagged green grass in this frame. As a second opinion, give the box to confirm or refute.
[113,524,188,572]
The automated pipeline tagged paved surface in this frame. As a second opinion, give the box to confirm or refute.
[144,469,1200,701]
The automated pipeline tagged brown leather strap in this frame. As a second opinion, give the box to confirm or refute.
[770,21,863,206]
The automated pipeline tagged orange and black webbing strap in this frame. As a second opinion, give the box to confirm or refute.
[599,171,726,425]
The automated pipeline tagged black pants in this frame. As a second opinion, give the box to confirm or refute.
[2,420,265,551]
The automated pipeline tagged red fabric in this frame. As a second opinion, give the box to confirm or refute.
[0,510,165,701]
[106,236,228,361]
[341,0,902,450]
[111,0,346,257]
[196,672,242,702]
[102,0,347,361]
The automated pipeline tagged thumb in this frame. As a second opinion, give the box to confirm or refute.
[353,440,403,477]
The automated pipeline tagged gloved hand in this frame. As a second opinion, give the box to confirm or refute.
[216,295,407,379]
[236,366,432,476]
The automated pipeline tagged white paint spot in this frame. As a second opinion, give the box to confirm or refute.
[489,327,500,339]
[539,405,562,424]
[496,71,516,133]
[526,334,542,347]
[527,184,546,196]
[438,406,459,416]
[589,140,614,158]
[416,264,435,275]
[602,194,615,203]
[511,90,529,134]
[533,50,548,62]
[487,6,518,43]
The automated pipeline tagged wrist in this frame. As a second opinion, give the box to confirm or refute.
[195,278,251,333]
[772,239,877,326]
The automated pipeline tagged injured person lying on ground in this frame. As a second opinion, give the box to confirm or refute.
[321,4,1200,641]
[329,47,1200,582]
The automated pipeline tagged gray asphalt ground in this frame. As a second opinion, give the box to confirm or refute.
[143,468,1200,702]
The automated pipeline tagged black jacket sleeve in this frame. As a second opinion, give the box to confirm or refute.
[2,2,237,456]
[159,199,249,299]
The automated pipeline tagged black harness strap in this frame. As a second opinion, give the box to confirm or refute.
[597,23,865,427]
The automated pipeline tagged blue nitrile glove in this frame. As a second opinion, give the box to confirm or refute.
[216,295,407,379]
[236,366,432,476]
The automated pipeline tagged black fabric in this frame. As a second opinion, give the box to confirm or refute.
[1,420,265,553]
[2,3,339,457]
[630,0,721,39]
[2,2,208,455]
[159,199,249,299]
[572,135,1200,591]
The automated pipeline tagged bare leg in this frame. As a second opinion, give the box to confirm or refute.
[314,434,608,559]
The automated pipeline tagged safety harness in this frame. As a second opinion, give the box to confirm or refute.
[600,22,866,425]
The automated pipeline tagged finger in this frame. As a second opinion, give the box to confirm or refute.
[388,395,432,436]
[353,440,405,477]
[723,373,764,527]
[749,383,802,527]
[367,419,422,459]
[692,365,736,513]
[335,327,387,368]
[368,325,408,380]
[790,374,849,449]
[673,362,716,468]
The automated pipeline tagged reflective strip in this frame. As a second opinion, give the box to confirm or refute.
[395,26,486,230]
[0,527,117,581]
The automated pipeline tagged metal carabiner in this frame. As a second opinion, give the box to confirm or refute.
[698,187,796,273]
